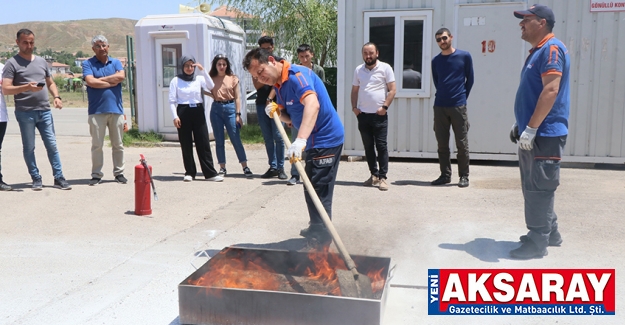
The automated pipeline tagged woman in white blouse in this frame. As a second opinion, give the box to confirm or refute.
[0,62,11,190]
[168,55,223,182]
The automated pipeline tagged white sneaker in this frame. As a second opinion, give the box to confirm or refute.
[206,175,224,182]
[183,175,193,182]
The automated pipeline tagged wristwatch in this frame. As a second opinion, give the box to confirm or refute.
[236,112,242,116]
[382,105,388,110]
[266,97,274,102]
[54,96,62,100]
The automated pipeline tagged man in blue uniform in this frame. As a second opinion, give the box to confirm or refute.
[243,48,344,240]
[510,4,570,259]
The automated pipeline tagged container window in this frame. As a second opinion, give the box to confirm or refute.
[365,10,433,97]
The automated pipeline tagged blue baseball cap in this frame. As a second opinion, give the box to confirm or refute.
[514,4,555,25]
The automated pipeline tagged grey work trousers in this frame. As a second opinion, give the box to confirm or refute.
[518,135,567,249]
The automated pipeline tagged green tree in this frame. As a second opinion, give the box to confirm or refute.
[75,50,86,58]
[211,0,337,67]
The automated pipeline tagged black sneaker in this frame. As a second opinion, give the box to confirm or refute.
[260,168,279,178]
[458,176,469,188]
[431,175,451,186]
[243,167,253,178]
[0,180,12,191]
[520,231,563,247]
[277,169,288,180]
[54,177,72,190]
[32,178,43,191]
[287,176,299,186]
[115,174,128,184]
[510,240,547,259]
[219,167,227,176]
[89,177,102,186]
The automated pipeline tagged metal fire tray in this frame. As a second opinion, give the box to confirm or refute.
[179,246,391,325]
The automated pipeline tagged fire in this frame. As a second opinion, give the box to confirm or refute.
[186,247,387,297]
[368,267,386,293]
[188,248,282,291]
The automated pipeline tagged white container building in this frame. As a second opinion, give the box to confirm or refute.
[338,0,625,164]
[134,13,246,140]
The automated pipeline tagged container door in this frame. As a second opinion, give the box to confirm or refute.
[454,2,526,154]
[155,39,187,134]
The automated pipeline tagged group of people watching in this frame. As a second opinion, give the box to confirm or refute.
[1,4,569,262]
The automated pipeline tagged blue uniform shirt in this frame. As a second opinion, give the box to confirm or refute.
[514,33,570,137]
[274,61,344,149]
[82,56,124,115]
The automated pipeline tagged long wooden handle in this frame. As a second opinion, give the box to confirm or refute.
[272,114,359,276]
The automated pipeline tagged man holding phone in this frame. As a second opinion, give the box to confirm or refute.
[1,28,71,190]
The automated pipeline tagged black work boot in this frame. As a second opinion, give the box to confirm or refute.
[300,223,328,238]
[510,240,548,259]
[520,230,563,247]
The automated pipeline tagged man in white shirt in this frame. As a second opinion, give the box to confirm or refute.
[350,42,396,191]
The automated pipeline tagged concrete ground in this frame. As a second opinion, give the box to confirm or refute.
[1,108,624,325]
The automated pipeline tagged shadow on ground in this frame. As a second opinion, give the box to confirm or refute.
[439,238,521,262]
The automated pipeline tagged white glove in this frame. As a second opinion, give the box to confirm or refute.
[509,123,519,144]
[518,126,537,150]
[265,102,280,118]
[287,138,307,163]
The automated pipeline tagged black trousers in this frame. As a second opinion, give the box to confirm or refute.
[304,144,343,225]
[433,105,470,178]
[0,122,6,180]
[357,113,389,179]
[176,104,218,179]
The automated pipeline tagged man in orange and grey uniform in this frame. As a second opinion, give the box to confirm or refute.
[510,4,570,259]
[243,47,344,241]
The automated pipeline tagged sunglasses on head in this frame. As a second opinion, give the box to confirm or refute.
[215,54,227,59]
[436,36,449,42]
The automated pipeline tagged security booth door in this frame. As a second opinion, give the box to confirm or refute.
[455,2,525,154]
[155,40,186,134]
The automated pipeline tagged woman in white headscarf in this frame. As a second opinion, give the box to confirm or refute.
[168,55,223,182]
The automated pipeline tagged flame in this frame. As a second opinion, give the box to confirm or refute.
[367,267,386,293]
[188,248,282,291]
[186,247,386,297]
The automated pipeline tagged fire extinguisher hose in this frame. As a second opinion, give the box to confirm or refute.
[140,154,158,201]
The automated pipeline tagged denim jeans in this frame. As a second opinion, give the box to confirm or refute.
[14,110,64,180]
[256,104,284,170]
[209,102,247,164]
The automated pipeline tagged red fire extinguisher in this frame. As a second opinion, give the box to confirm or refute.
[135,154,158,215]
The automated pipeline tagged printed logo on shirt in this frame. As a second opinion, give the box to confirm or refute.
[286,100,295,106]
[526,63,534,69]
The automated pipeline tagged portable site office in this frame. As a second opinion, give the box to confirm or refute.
[338,0,625,164]
[134,13,246,140]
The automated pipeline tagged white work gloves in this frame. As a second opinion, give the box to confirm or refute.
[265,102,280,118]
[518,126,538,150]
[509,123,519,144]
[287,138,307,163]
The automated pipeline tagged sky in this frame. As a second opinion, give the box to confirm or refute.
[0,0,219,25]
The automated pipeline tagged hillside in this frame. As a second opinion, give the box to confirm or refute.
[0,18,137,58]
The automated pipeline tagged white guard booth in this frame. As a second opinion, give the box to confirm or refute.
[134,13,246,140]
